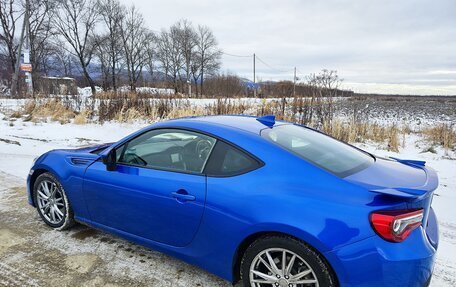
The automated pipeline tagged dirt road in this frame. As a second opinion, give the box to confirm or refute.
[0,171,231,287]
[0,166,454,287]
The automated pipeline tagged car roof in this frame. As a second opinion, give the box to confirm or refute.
[166,115,289,134]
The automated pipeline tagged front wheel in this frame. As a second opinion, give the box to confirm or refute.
[241,235,336,287]
[33,172,75,230]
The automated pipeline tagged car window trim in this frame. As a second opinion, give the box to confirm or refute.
[115,161,207,177]
[107,126,264,177]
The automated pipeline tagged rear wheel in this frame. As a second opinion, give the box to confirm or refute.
[240,235,336,287]
[33,172,75,230]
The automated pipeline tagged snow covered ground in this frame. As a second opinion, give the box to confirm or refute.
[0,113,455,286]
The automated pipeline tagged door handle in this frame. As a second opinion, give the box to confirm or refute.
[171,190,196,202]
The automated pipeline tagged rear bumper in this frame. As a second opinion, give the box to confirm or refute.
[326,208,438,287]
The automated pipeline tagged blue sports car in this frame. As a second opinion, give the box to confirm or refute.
[27,115,438,287]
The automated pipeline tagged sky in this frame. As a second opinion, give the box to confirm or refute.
[120,0,456,95]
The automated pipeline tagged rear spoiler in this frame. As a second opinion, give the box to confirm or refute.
[389,157,426,167]
[370,187,430,199]
[370,157,438,200]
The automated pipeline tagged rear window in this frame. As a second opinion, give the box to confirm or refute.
[261,125,374,177]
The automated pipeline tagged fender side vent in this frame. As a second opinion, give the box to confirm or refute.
[70,157,92,166]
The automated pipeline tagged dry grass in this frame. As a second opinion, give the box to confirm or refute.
[10,110,23,118]
[74,109,89,125]
[422,124,456,150]
[13,93,455,152]
[320,120,400,151]
[18,99,76,123]
[207,98,253,115]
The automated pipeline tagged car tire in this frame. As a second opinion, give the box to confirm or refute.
[33,172,75,230]
[240,235,336,287]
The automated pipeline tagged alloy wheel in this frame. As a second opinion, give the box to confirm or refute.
[36,180,66,224]
[249,248,319,287]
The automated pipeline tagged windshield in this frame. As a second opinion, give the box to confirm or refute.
[261,124,374,177]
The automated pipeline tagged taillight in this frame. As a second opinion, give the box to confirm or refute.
[370,209,424,242]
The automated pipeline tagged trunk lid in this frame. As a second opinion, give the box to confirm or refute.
[345,157,438,228]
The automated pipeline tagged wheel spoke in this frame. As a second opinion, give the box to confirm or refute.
[289,269,312,281]
[38,190,48,200]
[41,182,50,196]
[54,205,64,218]
[258,256,274,274]
[251,270,277,282]
[50,183,57,197]
[281,250,287,276]
[265,251,281,275]
[44,203,51,213]
[50,206,56,222]
[285,254,296,276]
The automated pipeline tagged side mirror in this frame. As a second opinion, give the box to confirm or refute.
[101,149,117,171]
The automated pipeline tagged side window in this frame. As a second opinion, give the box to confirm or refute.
[116,129,216,173]
[204,141,262,177]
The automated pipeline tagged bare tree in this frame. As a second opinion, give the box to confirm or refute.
[156,21,220,96]
[144,36,157,85]
[0,48,10,81]
[156,20,198,95]
[28,0,55,82]
[155,30,171,86]
[156,28,183,93]
[0,0,21,80]
[307,69,342,129]
[191,25,221,96]
[174,20,197,96]
[50,39,77,77]
[52,0,99,94]
[93,34,110,90]
[97,0,123,91]
[119,5,152,92]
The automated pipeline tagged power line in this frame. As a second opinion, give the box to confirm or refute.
[223,51,303,87]
[221,51,252,58]
[255,55,294,74]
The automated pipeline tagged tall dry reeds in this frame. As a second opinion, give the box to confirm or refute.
[17,92,456,153]
[422,124,456,151]
[19,98,76,123]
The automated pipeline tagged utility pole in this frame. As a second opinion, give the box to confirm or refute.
[24,0,33,96]
[293,67,297,97]
[11,6,26,97]
[10,0,33,97]
[253,53,256,97]
[187,80,191,97]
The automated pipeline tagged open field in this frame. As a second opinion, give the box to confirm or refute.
[2,94,455,126]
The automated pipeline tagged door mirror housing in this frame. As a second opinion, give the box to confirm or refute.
[101,149,117,171]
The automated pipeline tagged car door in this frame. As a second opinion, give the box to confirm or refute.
[82,128,216,247]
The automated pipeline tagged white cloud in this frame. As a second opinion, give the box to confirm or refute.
[122,0,456,95]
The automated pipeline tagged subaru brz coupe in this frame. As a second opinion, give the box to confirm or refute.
[27,115,439,287]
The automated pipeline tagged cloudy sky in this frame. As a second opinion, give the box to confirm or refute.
[121,0,456,95]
